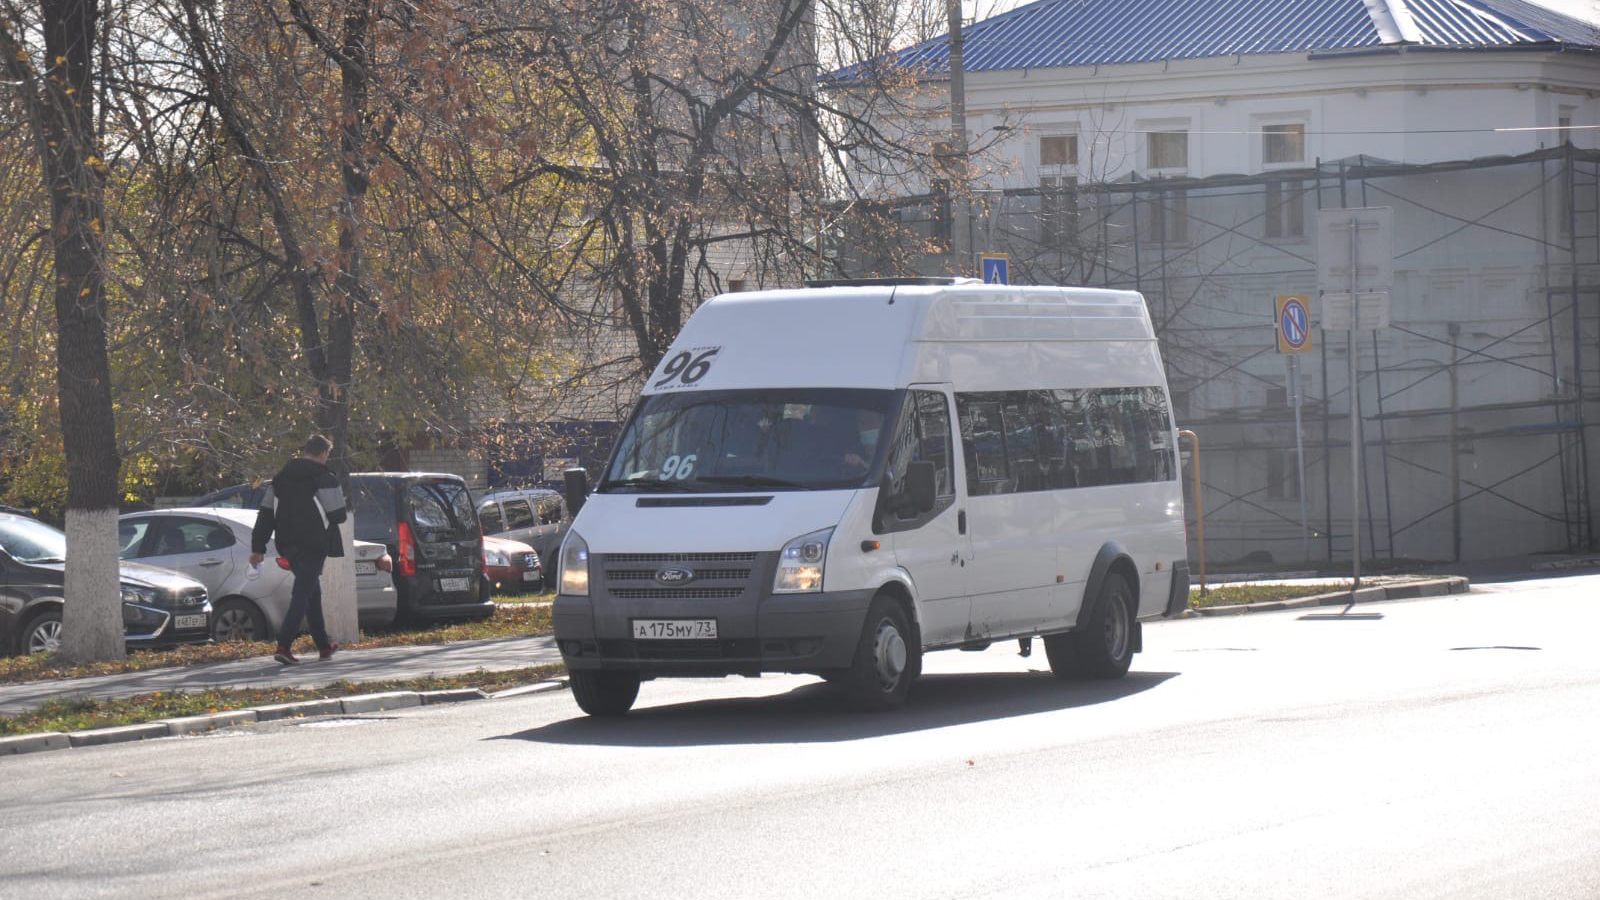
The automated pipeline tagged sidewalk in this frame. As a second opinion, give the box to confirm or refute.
[1188,574,1469,616]
[0,634,562,716]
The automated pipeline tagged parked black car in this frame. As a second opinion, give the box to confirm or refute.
[0,512,213,656]
[195,474,490,622]
[191,483,264,510]
[347,473,489,621]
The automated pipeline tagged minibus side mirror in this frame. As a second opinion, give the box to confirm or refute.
[903,461,937,516]
[563,468,589,519]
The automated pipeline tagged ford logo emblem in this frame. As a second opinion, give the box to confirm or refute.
[655,566,695,585]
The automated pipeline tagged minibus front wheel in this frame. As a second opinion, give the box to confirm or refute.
[571,669,642,716]
[842,595,919,711]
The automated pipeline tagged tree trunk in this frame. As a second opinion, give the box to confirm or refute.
[39,0,125,662]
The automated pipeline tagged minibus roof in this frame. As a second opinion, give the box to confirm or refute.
[646,283,1155,394]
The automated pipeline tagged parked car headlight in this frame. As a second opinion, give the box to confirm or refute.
[485,549,509,568]
[120,585,158,606]
[119,586,160,605]
[559,532,590,596]
[774,528,832,593]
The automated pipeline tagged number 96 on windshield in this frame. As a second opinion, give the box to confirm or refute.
[652,346,721,390]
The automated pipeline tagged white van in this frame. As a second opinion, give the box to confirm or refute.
[552,278,1189,715]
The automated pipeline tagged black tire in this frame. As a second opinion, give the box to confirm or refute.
[841,595,919,711]
[211,598,268,643]
[570,669,641,716]
[20,607,64,655]
[1048,573,1136,680]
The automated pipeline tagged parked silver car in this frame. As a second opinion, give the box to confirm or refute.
[477,488,566,590]
[117,508,398,642]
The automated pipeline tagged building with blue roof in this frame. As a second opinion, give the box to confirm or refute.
[829,0,1599,566]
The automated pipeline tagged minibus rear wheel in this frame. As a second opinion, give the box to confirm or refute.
[571,669,641,716]
[1045,573,1135,680]
[842,595,918,711]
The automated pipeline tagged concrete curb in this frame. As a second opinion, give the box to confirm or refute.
[255,699,345,722]
[339,692,421,714]
[488,680,567,700]
[1,678,565,758]
[67,723,170,748]
[0,732,70,755]
[1190,576,1469,617]
[420,688,491,704]
[161,710,259,736]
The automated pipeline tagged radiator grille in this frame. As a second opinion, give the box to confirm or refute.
[607,568,750,582]
[611,588,745,600]
[605,552,758,564]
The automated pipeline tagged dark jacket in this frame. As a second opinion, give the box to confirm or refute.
[251,458,347,559]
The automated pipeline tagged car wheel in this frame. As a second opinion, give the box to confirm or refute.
[1048,573,1135,681]
[841,595,918,711]
[21,608,64,655]
[570,669,641,716]
[211,598,268,643]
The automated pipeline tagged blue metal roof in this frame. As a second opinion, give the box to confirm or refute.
[871,0,1597,77]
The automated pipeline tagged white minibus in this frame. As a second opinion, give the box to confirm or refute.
[553,278,1189,715]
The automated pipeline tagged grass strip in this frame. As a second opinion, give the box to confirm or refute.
[0,604,553,686]
[1189,582,1352,609]
[0,664,566,737]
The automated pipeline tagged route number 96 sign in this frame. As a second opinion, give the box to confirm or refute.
[651,346,721,390]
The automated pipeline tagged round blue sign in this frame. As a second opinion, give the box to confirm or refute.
[1280,298,1310,349]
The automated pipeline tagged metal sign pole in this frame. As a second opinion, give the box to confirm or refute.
[1348,215,1362,591]
[1291,354,1309,563]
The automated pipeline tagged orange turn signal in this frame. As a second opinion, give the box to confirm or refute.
[860,540,881,552]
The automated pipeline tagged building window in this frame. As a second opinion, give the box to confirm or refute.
[1265,180,1306,239]
[1148,130,1188,171]
[1266,450,1301,500]
[1146,189,1187,244]
[1040,134,1078,167]
[1041,175,1078,248]
[1263,124,1306,166]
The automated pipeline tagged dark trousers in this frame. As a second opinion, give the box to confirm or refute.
[278,553,331,651]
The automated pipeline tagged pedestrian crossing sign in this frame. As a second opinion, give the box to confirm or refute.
[979,253,1009,285]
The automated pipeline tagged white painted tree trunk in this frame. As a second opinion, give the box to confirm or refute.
[320,516,359,645]
[62,508,126,663]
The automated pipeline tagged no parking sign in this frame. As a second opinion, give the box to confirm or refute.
[1275,294,1313,354]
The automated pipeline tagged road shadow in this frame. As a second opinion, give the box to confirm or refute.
[492,670,1176,747]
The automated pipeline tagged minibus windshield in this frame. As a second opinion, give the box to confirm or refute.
[601,388,898,492]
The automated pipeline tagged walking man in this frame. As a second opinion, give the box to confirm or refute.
[250,435,347,664]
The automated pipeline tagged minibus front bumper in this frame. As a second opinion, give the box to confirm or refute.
[553,583,876,677]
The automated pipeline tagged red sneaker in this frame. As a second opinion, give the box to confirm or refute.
[319,642,340,661]
[273,646,298,665]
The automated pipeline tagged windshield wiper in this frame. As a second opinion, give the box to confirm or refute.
[29,556,66,564]
[601,477,702,493]
[694,474,811,490]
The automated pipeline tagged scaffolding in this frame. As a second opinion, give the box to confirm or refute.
[834,145,1600,564]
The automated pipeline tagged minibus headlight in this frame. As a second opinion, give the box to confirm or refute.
[559,532,591,597]
[774,528,832,593]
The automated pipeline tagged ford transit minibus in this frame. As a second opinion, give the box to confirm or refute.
[553,278,1189,715]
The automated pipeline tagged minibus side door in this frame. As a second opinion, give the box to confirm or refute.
[880,386,970,647]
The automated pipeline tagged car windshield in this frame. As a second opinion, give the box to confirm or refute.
[601,388,897,492]
[0,514,68,564]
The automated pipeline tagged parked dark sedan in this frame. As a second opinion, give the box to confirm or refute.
[0,512,213,656]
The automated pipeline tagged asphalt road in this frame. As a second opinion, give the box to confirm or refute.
[3,575,1599,900]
